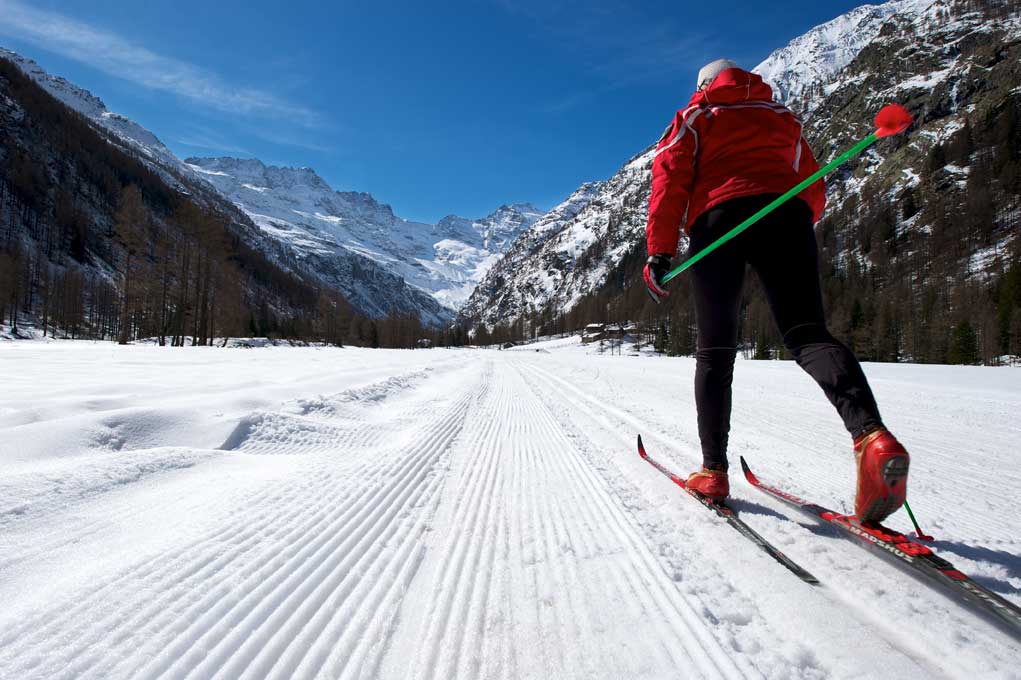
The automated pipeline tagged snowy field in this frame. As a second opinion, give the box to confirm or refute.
[0,339,1018,679]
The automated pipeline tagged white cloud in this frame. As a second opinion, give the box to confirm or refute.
[0,0,321,126]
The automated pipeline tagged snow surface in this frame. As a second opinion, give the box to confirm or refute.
[1,341,1018,679]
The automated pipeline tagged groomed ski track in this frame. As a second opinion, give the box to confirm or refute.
[0,342,1018,679]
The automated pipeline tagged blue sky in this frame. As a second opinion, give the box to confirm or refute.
[0,0,866,223]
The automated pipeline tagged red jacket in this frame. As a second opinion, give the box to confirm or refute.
[646,68,826,256]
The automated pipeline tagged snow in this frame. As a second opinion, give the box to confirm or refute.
[896,66,954,91]
[184,158,541,311]
[753,1,933,110]
[751,0,1007,117]
[969,236,1013,275]
[1,341,1018,678]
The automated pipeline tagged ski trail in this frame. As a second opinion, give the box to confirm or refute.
[390,357,748,680]
[0,361,487,680]
[0,369,439,670]
[3,346,1016,680]
[513,356,974,678]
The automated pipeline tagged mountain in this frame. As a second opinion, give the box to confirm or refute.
[0,54,355,345]
[0,46,541,327]
[0,48,190,185]
[753,0,933,116]
[456,178,619,327]
[186,157,541,316]
[458,0,1021,364]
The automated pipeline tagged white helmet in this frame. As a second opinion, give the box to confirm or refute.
[697,59,739,90]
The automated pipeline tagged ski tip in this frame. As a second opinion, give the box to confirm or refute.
[637,434,646,457]
[738,456,759,485]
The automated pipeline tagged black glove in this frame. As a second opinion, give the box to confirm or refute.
[643,254,671,303]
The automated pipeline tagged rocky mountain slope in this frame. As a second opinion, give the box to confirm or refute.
[459,0,1021,364]
[753,0,932,116]
[0,48,191,186]
[0,47,539,326]
[187,157,540,315]
[0,55,352,344]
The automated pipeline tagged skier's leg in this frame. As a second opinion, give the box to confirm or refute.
[749,200,882,438]
[689,203,747,472]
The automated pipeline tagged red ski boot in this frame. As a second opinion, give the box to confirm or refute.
[687,467,729,501]
[854,428,910,524]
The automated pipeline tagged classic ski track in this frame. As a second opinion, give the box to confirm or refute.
[513,358,978,677]
[410,362,509,679]
[0,366,443,572]
[0,361,488,680]
[161,366,490,680]
[514,362,774,676]
[400,358,748,680]
[516,364,750,679]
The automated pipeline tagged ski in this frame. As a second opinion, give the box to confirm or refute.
[637,435,819,585]
[739,456,1021,640]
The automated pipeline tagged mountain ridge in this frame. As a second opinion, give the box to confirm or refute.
[0,45,542,324]
[186,155,542,313]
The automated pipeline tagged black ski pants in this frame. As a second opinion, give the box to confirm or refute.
[689,194,883,471]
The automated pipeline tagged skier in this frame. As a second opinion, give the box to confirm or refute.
[642,59,910,523]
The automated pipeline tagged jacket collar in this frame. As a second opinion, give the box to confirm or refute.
[687,68,775,108]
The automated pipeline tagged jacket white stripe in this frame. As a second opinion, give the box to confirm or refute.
[655,107,706,158]
[793,126,804,173]
[707,101,800,121]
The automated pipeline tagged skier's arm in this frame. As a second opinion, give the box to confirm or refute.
[646,114,697,257]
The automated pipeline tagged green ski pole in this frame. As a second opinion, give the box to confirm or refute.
[903,499,933,541]
[660,103,913,285]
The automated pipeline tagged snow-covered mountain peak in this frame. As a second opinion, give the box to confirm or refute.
[476,203,544,250]
[753,0,937,113]
[185,155,542,312]
[187,157,334,193]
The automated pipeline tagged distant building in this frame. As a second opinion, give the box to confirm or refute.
[604,324,625,339]
[416,338,433,349]
[582,323,605,344]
